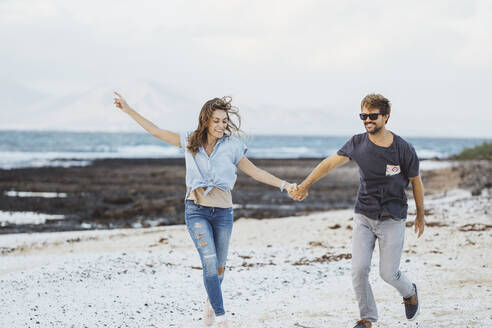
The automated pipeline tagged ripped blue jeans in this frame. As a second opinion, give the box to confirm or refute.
[185,200,234,316]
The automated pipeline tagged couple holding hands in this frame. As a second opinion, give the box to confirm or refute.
[113,92,425,328]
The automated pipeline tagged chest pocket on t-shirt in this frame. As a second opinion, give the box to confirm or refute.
[386,164,401,176]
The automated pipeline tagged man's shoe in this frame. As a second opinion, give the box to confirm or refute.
[403,283,420,320]
[353,319,372,328]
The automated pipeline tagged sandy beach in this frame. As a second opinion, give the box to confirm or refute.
[1,162,491,327]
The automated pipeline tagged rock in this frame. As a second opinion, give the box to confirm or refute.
[103,196,133,205]
[471,188,482,196]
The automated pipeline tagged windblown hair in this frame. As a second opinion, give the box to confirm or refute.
[361,93,391,123]
[186,96,242,155]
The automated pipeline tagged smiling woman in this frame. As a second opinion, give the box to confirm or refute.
[113,91,297,328]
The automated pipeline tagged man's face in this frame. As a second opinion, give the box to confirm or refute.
[360,106,388,135]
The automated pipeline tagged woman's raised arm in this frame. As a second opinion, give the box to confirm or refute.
[113,91,181,147]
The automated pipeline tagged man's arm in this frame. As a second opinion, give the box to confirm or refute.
[291,154,350,200]
[409,175,425,237]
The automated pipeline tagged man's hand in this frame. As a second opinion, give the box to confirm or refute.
[290,183,309,201]
[409,175,425,238]
[414,214,425,238]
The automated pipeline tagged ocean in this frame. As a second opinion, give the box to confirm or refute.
[0,130,490,169]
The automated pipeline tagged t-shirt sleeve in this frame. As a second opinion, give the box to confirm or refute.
[403,143,419,178]
[337,136,356,160]
[233,138,248,165]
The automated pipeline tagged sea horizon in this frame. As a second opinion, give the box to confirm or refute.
[1,129,490,170]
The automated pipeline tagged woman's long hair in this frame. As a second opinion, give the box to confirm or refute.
[187,96,242,155]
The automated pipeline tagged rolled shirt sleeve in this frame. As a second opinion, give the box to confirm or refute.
[179,131,191,152]
[233,138,248,165]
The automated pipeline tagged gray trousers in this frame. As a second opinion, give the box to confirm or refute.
[352,212,415,322]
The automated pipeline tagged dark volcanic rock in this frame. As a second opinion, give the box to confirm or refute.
[3,158,487,234]
[457,161,492,192]
[103,196,133,205]
[0,158,361,233]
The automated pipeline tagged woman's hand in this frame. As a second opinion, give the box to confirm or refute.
[285,182,298,195]
[113,91,132,114]
[111,91,180,146]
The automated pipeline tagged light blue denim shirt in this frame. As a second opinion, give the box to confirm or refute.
[180,131,248,198]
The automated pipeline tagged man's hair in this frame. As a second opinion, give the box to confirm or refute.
[361,93,391,123]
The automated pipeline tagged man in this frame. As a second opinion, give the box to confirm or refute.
[291,94,425,327]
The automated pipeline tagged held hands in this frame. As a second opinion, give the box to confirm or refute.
[113,91,132,114]
[286,183,309,201]
[292,183,309,201]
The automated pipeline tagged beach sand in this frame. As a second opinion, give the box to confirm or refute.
[1,179,491,327]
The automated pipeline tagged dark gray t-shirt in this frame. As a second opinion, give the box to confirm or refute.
[337,132,419,220]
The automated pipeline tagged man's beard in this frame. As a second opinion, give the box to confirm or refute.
[365,123,382,135]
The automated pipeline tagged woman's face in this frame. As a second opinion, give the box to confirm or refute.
[207,110,228,140]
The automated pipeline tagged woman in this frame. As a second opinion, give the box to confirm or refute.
[113,92,296,328]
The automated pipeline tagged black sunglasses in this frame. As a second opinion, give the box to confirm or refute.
[359,113,383,121]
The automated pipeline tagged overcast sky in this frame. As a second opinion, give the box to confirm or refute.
[1,0,491,138]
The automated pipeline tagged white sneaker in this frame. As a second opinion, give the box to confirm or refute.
[203,298,215,326]
[216,315,229,328]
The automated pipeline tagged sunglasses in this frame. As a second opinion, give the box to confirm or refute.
[359,113,383,121]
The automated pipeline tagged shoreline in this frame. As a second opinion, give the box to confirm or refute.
[1,158,490,235]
